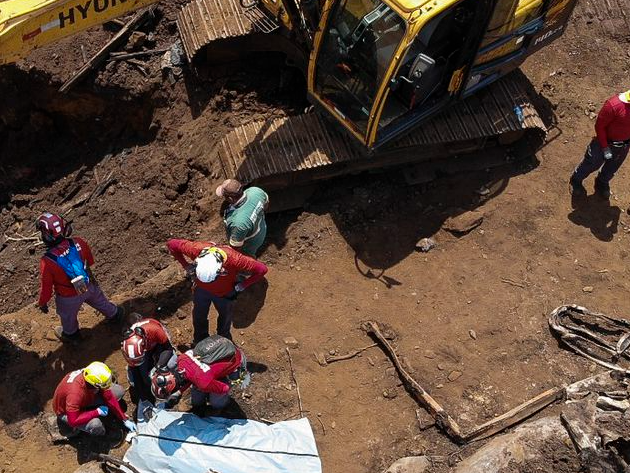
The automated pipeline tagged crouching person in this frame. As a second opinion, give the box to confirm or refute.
[53,361,136,436]
[121,315,175,404]
[150,335,249,412]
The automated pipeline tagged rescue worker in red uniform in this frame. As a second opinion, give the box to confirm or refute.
[150,335,249,412]
[121,315,175,404]
[36,213,123,343]
[571,90,630,199]
[167,239,268,344]
[53,361,136,436]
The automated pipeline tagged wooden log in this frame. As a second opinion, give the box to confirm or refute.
[365,321,464,442]
[463,387,565,442]
[60,8,155,93]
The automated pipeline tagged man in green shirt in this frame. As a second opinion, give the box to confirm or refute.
[216,179,269,257]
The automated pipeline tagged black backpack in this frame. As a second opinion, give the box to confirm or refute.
[193,335,236,365]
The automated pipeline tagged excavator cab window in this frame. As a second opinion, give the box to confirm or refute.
[377,0,476,136]
[314,0,405,136]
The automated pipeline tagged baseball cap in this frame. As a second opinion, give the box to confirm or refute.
[215,179,242,197]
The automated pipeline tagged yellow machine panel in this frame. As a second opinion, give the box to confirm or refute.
[0,0,158,65]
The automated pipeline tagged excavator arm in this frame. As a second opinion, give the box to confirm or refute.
[0,0,159,65]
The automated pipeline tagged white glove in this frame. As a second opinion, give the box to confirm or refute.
[603,147,613,160]
[96,405,109,417]
[235,283,245,292]
[123,419,137,432]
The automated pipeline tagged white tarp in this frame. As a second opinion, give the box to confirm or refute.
[122,410,322,473]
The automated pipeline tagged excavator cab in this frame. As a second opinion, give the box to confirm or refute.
[308,0,578,149]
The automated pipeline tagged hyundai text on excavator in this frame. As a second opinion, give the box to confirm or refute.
[0,0,579,189]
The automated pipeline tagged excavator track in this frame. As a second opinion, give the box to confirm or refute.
[177,0,278,62]
[216,72,547,189]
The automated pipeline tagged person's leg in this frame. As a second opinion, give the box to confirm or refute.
[192,288,213,345]
[82,418,106,436]
[54,294,85,336]
[212,295,234,340]
[207,392,230,409]
[59,415,105,436]
[132,358,155,403]
[572,139,605,183]
[111,383,125,400]
[190,387,209,408]
[84,283,118,319]
[598,145,630,183]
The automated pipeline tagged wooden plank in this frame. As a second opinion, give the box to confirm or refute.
[60,8,155,93]
[463,387,565,442]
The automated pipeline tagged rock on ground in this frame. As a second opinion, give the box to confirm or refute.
[384,456,430,473]
[453,416,577,473]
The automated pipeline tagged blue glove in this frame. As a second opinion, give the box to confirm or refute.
[96,405,109,417]
[123,419,137,432]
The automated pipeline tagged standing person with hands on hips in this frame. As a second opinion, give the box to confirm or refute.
[571,90,630,199]
[35,212,123,343]
[167,238,268,344]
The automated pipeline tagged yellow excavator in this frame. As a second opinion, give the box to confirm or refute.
[1,0,578,189]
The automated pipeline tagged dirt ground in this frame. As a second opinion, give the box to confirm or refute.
[1,2,629,472]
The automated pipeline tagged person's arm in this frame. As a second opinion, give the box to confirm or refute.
[65,408,100,427]
[181,356,230,395]
[64,394,100,427]
[38,259,54,307]
[101,389,127,421]
[167,239,208,269]
[228,224,249,250]
[595,100,615,149]
[194,371,231,395]
[77,238,95,267]
[235,254,268,291]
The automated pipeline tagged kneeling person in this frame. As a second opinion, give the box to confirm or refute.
[121,316,175,404]
[53,361,136,436]
[151,335,249,411]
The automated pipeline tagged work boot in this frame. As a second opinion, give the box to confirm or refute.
[595,177,611,199]
[107,306,125,325]
[54,326,82,344]
[569,176,586,198]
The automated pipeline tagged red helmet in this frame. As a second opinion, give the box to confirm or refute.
[121,332,146,367]
[151,368,180,400]
[35,213,71,245]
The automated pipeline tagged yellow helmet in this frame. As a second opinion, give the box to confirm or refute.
[83,362,113,389]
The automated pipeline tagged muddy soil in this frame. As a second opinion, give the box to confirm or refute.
[1,3,629,473]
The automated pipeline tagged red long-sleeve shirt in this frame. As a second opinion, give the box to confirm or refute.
[38,237,94,306]
[167,239,267,297]
[52,370,127,427]
[595,94,630,148]
[177,348,243,395]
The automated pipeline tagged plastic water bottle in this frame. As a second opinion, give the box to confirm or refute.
[514,106,524,124]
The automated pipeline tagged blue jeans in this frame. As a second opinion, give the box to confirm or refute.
[572,139,630,184]
[192,287,234,344]
[127,357,154,403]
[191,386,230,409]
